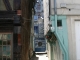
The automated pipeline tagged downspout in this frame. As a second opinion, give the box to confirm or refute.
[49,0,54,60]
[53,0,68,60]
[49,0,51,16]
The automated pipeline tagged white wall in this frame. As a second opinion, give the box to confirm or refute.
[53,41,63,60]
[47,43,51,60]
[75,21,80,60]
[47,41,63,60]
[43,0,49,35]
[43,0,80,60]
[67,16,80,60]
[50,0,80,15]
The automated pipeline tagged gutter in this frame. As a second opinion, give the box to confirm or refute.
[53,0,68,60]
[49,0,51,16]
[49,0,54,60]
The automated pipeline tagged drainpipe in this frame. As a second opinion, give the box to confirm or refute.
[53,0,68,60]
[49,0,51,16]
[49,0,54,60]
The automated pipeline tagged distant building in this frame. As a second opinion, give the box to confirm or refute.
[34,0,46,52]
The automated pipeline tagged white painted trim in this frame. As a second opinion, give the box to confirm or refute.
[67,16,80,60]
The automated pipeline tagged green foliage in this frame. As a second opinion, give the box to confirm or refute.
[46,30,57,44]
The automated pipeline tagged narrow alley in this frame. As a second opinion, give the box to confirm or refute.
[0,0,80,60]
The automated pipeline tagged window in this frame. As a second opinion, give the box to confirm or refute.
[34,16,38,21]
[57,20,62,27]
[0,33,12,60]
[34,26,39,34]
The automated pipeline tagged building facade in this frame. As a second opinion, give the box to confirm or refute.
[0,0,21,60]
[33,0,46,52]
[43,0,80,60]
